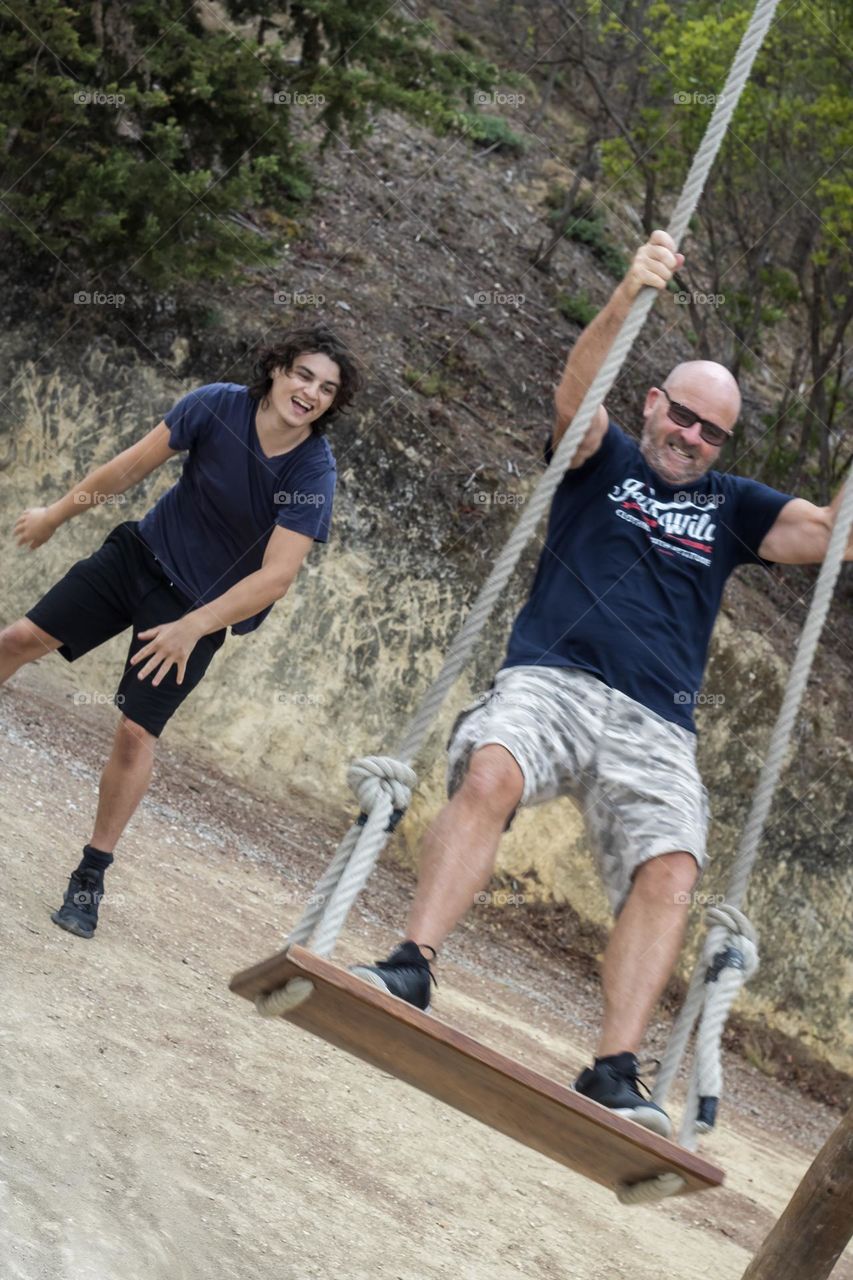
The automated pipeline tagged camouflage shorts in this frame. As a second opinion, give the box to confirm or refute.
[446,665,709,914]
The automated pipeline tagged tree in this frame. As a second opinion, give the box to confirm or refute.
[641,0,853,497]
[517,0,851,497]
[0,0,497,298]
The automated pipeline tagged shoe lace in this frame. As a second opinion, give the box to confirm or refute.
[629,1057,660,1099]
[70,868,101,906]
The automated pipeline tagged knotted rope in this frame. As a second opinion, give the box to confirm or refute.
[642,458,853,1184]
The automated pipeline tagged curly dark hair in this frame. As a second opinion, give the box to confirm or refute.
[247,326,363,433]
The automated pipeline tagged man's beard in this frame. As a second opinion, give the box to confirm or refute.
[640,434,712,486]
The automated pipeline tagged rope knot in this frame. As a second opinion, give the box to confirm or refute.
[703,903,759,981]
[682,902,762,1137]
[347,755,417,817]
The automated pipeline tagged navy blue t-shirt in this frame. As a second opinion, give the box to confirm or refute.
[138,382,336,635]
[502,422,793,730]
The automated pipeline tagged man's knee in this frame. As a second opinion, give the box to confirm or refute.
[458,745,524,818]
[112,715,157,766]
[632,851,700,905]
[0,618,61,661]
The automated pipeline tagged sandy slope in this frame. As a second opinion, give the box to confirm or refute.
[1,672,850,1280]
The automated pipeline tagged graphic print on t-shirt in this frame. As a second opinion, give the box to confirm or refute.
[608,477,720,567]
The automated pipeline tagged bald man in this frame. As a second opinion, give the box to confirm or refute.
[353,231,851,1135]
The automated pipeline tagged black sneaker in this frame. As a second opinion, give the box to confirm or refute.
[51,868,104,939]
[574,1052,672,1138]
[350,941,436,1012]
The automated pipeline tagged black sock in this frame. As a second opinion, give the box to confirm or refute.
[595,1051,637,1068]
[78,845,114,881]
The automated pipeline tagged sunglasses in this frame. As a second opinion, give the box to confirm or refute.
[660,388,732,448]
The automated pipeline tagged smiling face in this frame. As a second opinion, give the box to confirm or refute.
[640,360,741,486]
[267,351,342,432]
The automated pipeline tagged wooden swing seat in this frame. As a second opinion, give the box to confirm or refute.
[230,944,724,1198]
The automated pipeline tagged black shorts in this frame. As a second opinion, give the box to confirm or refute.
[26,521,226,738]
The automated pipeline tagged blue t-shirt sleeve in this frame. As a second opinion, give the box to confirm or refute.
[163,383,227,452]
[724,476,794,567]
[274,462,336,542]
[544,419,624,468]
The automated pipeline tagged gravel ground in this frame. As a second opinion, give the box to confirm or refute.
[2,669,851,1280]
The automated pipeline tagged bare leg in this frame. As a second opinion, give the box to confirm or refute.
[89,715,157,852]
[406,744,524,953]
[597,851,698,1056]
[0,618,61,683]
[2,621,155,854]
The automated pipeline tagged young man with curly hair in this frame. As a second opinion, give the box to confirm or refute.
[1,326,361,939]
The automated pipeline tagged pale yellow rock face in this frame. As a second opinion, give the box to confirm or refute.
[3,357,850,1073]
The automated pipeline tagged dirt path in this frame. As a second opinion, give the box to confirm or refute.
[2,671,851,1280]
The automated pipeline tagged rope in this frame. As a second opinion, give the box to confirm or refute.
[282,758,416,959]
[617,1173,686,1206]
[653,461,853,1152]
[255,978,315,1017]
[277,0,784,968]
[694,910,759,1130]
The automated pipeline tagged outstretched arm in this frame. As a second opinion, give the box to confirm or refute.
[553,229,684,466]
[14,419,177,550]
[758,489,853,565]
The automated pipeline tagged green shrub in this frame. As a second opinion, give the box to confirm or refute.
[456,113,527,154]
[561,215,628,279]
[557,292,597,326]
[404,367,446,397]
